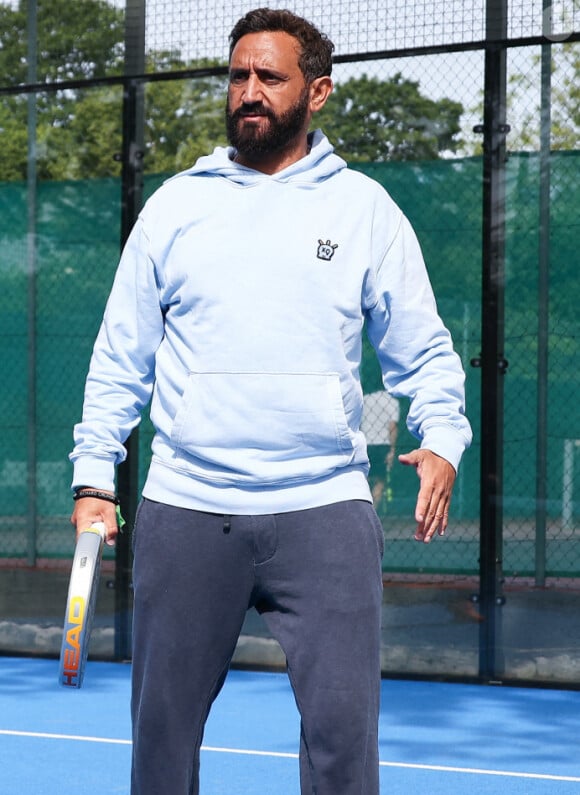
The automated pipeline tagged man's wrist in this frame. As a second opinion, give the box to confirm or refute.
[73,487,120,505]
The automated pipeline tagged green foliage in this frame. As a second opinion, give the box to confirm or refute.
[316,73,463,162]
[0,0,124,85]
[551,44,580,150]
[37,86,124,180]
[0,98,28,179]
[0,4,26,87]
[498,43,580,153]
[142,55,228,174]
[0,0,125,180]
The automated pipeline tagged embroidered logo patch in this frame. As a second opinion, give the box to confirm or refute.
[316,239,338,261]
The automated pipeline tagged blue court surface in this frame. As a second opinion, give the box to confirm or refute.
[0,657,579,794]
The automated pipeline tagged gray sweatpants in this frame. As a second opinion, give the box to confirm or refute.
[130,498,384,795]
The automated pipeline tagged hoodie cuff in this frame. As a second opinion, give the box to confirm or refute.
[420,425,470,472]
[71,455,117,494]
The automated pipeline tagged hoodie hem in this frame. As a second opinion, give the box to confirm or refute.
[142,459,372,515]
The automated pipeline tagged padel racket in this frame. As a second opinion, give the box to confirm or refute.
[59,522,106,688]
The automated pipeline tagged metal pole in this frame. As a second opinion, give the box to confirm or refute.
[26,0,37,566]
[535,8,552,586]
[477,0,508,680]
[561,440,574,529]
[114,0,146,661]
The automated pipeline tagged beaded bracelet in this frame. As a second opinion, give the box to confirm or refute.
[73,489,120,505]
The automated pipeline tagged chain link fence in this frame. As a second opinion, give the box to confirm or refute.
[0,0,578,682]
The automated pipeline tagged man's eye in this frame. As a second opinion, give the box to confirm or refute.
[229,73,246,85]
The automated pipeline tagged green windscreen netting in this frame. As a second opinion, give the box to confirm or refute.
[1,153,578,575]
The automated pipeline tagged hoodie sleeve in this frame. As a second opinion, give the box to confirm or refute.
[364,209,472,471]
[69,216,165,491]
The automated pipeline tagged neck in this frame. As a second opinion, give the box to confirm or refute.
[234,135,312,175]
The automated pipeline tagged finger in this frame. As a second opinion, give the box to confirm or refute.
[72,505,118,545]
[84,522,118,546]
[415,487,451,543]
[413,487,434,542]
[91,513,119,546]
[414,477,434,524]
[398,450,420,468]
[423,512,446,542]
[423,497,452,542]
[103,522,119,546]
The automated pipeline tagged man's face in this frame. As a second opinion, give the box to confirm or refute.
[226,31,312,162]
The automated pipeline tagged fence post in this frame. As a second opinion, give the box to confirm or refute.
[535,12,552,587]
[114,0,146,662]
[477,0,509,680]
[26,0,38,567]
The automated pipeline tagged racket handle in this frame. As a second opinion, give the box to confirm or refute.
[83,521,107,541]
[59,523,106,688]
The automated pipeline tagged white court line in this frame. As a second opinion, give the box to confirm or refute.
[1,730,579,783]
[0,729,131,746]
[379,761,580,783]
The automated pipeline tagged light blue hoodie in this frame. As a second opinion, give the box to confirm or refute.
[71,131,472,514]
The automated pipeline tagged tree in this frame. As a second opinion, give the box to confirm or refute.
[0,0,125,181]
[0,97,28,180]
[0,0,124,87]
[468,43,580,155]
[139,55,227,175]
[0,0,228,181]
[35,55,227,180]
[316,73,464,162]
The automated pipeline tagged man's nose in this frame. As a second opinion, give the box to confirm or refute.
[242,73,263,103]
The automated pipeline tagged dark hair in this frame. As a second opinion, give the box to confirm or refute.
[229,8,334,82]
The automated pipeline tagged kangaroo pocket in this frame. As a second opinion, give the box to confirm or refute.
[169,371,355,484]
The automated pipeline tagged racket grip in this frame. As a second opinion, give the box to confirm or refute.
[83,521,107,541]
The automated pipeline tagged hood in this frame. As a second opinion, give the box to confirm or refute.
[171,129,347,187]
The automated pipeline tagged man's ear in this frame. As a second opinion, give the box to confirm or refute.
[309,76,333,113]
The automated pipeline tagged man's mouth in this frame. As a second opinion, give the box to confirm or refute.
[237,105,271,119]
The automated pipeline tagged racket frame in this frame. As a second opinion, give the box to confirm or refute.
[59,523,106,688]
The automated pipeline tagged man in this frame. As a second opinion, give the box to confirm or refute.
[361,390,400,514]
[70,8,472,794]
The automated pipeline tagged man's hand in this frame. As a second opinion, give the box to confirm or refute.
[398,449,456,543]
[71,494,119,546]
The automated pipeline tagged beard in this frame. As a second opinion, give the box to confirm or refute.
[226,87,310,161]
